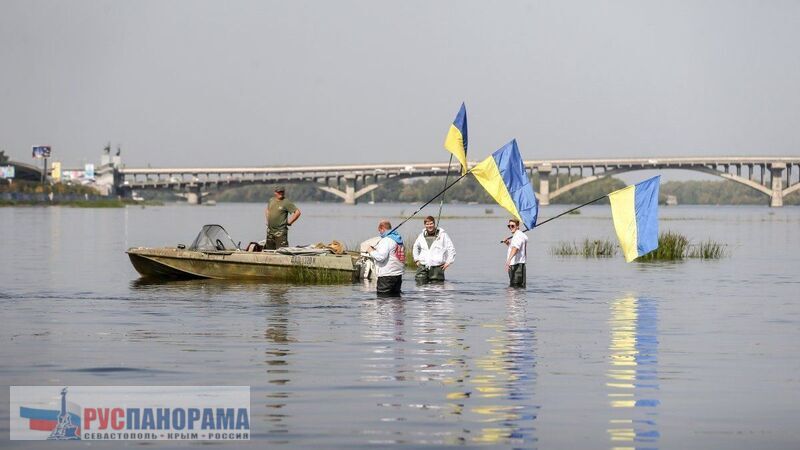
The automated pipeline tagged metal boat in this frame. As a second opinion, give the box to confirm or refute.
[127,224,368,282]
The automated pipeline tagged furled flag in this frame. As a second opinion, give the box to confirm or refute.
[471,139,539,229]
[608,176,661,262]
[443,103,469,175]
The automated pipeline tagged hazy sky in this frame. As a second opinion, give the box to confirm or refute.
[2,0,799,169]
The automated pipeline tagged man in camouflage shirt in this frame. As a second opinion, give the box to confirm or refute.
[265,186,301,250]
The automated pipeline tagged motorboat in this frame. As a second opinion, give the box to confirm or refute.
[127,224,370,282]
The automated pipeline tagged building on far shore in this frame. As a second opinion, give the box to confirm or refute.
[666,195,678,206]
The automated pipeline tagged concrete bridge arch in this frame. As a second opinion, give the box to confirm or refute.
[538,160,799,207]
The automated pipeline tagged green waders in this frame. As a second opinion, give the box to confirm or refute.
[415,264,446,283]
[508,263,526,288]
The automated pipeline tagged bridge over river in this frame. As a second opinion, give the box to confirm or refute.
[115,157,800,206]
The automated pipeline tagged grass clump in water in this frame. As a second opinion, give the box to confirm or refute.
[637,231,688,261]
[687,239,726,259]
[637,231,726,261]
[551,238,617,257]
[551,231,727,261]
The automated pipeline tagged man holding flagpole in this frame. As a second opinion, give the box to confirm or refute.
[368,219,406,296]
[503,218,528,288]
[470,138,538,288]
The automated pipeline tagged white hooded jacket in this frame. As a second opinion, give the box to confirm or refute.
[369,236,406,277]
[412,228,456,268]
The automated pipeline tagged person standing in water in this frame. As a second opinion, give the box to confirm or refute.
[503,218,528,288]
[368,219,405,296]
[412,216,456,283]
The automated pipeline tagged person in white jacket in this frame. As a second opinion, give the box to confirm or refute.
[412,216,456,283]
[368,219,406,296]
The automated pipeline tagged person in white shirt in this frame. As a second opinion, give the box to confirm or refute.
[368,219,406,296]
[503,218,528,288]
[412,216,456,283]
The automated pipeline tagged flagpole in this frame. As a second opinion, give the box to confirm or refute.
[390,170,472,234]
[535,194,608,227]
[436,154,454,225]
[500,194,607,242]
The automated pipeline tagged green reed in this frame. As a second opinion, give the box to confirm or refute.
[637,231,725,261]
[551,231,726,261]
[687,239,726,259]
[637,231,688,261]
[551,238,617,257]
[404,244,417,269]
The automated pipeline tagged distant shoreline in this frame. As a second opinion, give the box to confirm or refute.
[0,198,163,208]
[205,177,799,206]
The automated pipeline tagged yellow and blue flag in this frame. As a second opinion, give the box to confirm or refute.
[443,103,468,175]
[609,176,661,262]
[471,139,539,229]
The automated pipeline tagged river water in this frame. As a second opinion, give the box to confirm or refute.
[1,202,798,449]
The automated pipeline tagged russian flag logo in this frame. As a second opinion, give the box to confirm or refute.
[17,387,81,440]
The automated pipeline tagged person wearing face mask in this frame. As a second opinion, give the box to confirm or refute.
[412,216,456,283]
[502,218,527,288]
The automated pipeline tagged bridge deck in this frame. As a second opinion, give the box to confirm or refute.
[119,157,800,175]
[111,156,800,206]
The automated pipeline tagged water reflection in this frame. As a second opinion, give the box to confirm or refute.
[359,297,411,444]
[412,290,474,431]
[469,288,538,447]
[264,286,293,445]
[360,292,479,445]
[129,277,286,291]
[607,296,660,449]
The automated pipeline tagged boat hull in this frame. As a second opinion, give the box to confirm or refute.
[126,247,362,282]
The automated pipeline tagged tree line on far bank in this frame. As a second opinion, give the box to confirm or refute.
[206,175,798,206]
[7,173,796,206]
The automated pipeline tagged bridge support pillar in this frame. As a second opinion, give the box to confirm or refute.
[770,163,785,207]
[317,175,379,204]
[537,164,552,206]
[186,186,202,205]
[343,176,356,204]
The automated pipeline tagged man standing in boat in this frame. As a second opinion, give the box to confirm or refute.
[265,186,301,250]
[412,216,456,283]
[503,218,528,288]
[368,219,405,296]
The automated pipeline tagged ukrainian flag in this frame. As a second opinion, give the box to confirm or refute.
[471,139,539,229]
[608,176,661,262]
[443,103,468,175]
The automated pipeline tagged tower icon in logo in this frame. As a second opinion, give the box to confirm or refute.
[48,388,79,440]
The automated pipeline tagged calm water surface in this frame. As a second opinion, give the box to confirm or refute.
[1,203,799,449]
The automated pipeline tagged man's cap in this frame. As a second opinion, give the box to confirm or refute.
[274,186,286,192]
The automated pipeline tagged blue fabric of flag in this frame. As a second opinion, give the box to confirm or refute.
[471,139,539,230]
[634,176,660,257]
